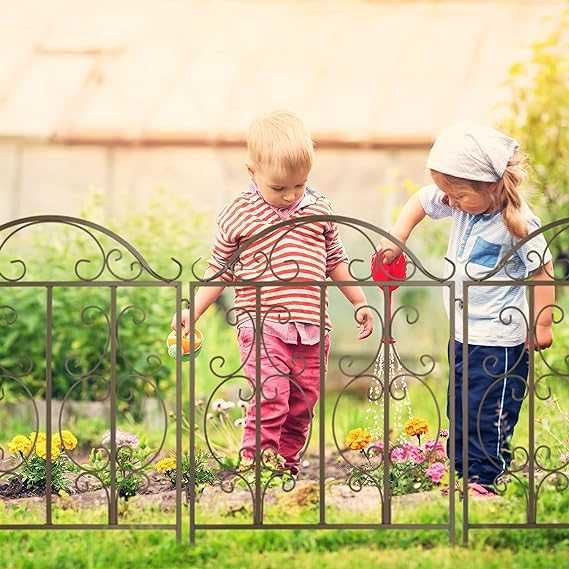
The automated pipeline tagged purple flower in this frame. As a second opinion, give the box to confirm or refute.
[426,462,446,484]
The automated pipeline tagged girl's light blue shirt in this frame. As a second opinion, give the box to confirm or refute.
[419,184,552,346]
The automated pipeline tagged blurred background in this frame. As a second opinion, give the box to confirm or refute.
[0,0,565,225]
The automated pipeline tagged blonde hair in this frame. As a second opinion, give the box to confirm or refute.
[247,110,314,174]
[431,151,529,238]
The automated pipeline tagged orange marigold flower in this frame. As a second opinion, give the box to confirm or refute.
[404,417,429,438]
[345,428,372,451]
[59,430,78,451]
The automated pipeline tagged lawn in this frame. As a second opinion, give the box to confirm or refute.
[1,499,568,569]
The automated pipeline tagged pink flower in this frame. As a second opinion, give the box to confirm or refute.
[101,430,139,448]
[390,446,408,463]
[403,442,425,464]
[426,462,446,484]
[423,439,447,461]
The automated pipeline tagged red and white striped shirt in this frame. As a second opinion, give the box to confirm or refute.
[207,183,348,330]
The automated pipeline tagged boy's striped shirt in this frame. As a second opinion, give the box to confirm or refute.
[208,184,348,329]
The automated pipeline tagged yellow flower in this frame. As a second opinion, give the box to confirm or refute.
[29,431,47,444]
[59,430,78,451]
[344,428,372,451]
[35,437,62,460]
[155,457,177,473]
[404,417,429,438]
[8,435,32,456]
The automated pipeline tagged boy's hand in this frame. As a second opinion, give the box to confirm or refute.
[171,308,191,335]
[532,324,553,351]
[354,303,374,340]
[378,238,403,264]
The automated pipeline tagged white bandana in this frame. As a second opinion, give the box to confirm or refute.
[427,122,519,182]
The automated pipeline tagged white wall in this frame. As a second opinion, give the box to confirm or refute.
[0,142,430,228]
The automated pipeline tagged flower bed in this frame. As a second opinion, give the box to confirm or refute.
[344,418,450,496]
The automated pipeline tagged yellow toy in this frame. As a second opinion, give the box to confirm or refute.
[166,329,203,361]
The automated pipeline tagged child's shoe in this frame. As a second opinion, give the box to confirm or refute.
[468,482,498,498]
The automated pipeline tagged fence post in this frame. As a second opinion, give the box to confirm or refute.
[448,283,456,545]
[109,285,118,526]
[45,285,53,525]
[189,284,197,544]
[462,286,469,546]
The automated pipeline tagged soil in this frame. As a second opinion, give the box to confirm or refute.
[0,477,44,499]
[0,452,448,513]
[298,453,349,481]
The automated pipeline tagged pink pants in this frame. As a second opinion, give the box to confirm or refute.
[238,327,331,470]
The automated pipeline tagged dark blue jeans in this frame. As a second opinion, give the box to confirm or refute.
[449,341,528,486]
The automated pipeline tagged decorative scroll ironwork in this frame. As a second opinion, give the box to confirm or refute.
[190,214,456,284]
[1,213,567,547]
[190,214,456,538]
[461,219,568,544]
[0,215,181,538]
[0,215,182,282]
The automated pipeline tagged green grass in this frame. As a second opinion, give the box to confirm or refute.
[0,500,568,569]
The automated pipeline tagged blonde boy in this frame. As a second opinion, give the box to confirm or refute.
[173,111,373,474]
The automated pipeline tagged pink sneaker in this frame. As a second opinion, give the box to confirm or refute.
[468,482,498,498]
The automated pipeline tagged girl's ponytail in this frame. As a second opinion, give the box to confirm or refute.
[499,151,528,239]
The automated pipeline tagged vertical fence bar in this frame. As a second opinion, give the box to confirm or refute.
[254,288,262,526]
[109,285,118,526]
[448,283,456,545]
[528,285,536,524]
[189,284,196,544]
[45,286,53,525]
[175,284,182,543]
[319,284,326,525]
[462,285,469,545]
[382,285,391,525]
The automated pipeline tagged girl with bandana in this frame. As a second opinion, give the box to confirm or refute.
[381,123,555,496]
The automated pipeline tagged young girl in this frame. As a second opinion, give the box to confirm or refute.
[382,123,554,495]
[172,111,374,475]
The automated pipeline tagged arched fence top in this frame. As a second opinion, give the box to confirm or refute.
[193,213,563,286]
[191,214,457,284]
[1,214,565,285]
[0,215,183,283]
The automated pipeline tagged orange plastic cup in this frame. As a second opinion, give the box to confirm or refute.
[166,329,203,361]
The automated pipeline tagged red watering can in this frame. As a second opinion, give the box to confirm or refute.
[370,251,407,343]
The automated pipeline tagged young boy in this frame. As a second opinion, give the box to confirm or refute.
[172,110,373,474]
